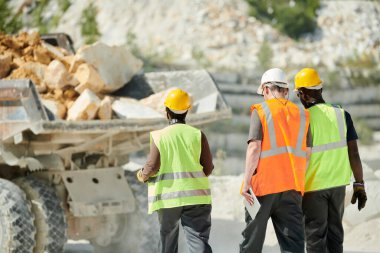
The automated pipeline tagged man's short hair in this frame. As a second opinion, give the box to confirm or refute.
[166,107,187,121]
[299,87,323,100]
[265,83,289,94]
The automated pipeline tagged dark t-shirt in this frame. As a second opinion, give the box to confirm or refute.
[247,108,358,146]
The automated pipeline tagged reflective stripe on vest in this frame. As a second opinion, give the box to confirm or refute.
[260,102,307,158]
[311,107,346,153]
[148,189,211,203]
[147,171,206,183]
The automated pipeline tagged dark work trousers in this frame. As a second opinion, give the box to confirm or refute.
[240,190,305,253]
[157,204,212,253]
[302,186,346,253]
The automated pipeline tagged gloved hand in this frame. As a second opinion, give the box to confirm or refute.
[136,169,147,183]
[351,181,367,211]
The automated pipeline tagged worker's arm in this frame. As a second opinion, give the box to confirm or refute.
[347,140,363,183]
[242,140,261,205]
[200,132,214,176]
[345,110,366,210]
[348,139,367,211]
[138,141,160,182]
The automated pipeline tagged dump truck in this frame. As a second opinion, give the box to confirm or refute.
[0,35,231,253]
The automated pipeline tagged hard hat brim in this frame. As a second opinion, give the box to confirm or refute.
[294,82,323,91]
[257,82,289,95]
[167,108,189,114]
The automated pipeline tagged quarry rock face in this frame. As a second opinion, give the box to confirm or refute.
[75,42,143,93]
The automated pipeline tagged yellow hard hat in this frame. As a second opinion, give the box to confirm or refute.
[164,88,192,114]
[294,68,323,90]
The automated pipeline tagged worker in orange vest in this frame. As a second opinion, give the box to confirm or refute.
[240,68,310,253]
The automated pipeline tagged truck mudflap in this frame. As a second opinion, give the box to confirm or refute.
[36,167,136,217]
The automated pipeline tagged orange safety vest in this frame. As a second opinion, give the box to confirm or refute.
[249,99,309,196]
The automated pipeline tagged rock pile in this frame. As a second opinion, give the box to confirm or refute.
[0,32,162,121]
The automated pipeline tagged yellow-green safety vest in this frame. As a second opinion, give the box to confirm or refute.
[148,124,211,214]
[306,104,352,192]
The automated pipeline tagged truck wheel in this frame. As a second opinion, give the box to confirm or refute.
[14,176,67,253]
[92,170,160,253]
[0,178,36,253]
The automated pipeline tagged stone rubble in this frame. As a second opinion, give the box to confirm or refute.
[0,32,167,121]
[67,89,101,121]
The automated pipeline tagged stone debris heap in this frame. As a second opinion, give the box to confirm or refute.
[0,32,168,121]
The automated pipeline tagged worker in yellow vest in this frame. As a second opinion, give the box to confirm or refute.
[136,88,214,253]
[294,68,367,253]
[240,68,310,253]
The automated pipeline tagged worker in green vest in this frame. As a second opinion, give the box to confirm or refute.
[136,88,214,253]
[294,68,367,253]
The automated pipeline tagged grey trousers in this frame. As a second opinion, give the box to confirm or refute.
[240,190,305,253]
[302,186,345,253]
[157,204,212,253]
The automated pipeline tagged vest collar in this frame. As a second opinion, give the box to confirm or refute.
[169,119,186,125]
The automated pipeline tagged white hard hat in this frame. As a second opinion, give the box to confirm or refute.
[257,68,289,95]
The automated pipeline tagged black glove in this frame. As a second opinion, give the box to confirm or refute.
[351,181,367,211]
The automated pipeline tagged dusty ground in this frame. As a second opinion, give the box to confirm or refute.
[65,140,380,253]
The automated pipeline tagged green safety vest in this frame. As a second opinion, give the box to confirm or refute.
[306,103,352,192]
[147,124,211,214]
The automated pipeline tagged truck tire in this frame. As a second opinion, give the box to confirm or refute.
[14,176,67,253]
[92,170,160,253]
[0,178,36,253]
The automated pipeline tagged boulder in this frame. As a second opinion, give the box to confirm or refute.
[75,42,143,93]
[12,57,26,68]
[33,46,52,65]
[139,88,176,115]
[97,96,113,120]
[67,89,101,121]
[42,99,67,120]
[8,62,46,87]
[112,98,164,119]
[0,54,12,78]
[44,60,78,90]
[74,63,105,94]
[42,42,66,59]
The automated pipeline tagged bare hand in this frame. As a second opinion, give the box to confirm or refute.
[241,184,254,206]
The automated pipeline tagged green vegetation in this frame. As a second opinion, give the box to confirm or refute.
[192,46,212,68]
[58,0,71,13]
[257,41,273,70]
[80,2,100,44]
[0,0,71,35]
[337,52,380,87]
[246,0,321,39]
[0,0,22,34]
[126,31,177,71]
